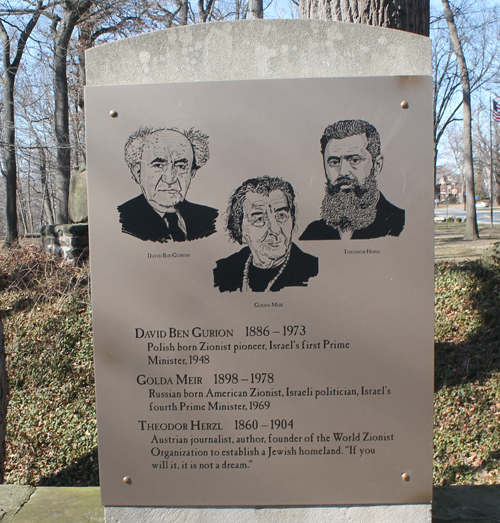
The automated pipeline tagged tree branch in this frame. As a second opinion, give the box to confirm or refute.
[11,0,44,72]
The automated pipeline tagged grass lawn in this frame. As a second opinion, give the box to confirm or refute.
[0,227,499,486]
[435,222,500,262]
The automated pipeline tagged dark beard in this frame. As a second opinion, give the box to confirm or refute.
[320,175,379,233]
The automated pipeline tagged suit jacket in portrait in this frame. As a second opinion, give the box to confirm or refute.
[299,192,405,240]
[214,243,319,293]
[118,194,218,242]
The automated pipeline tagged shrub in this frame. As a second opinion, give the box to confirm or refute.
[0,245,97,486]
[434,261,500,486]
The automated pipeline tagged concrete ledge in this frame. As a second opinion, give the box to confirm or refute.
[0,485,34,521]
[106,505,431,522]
[0,486,499,521]
[86,19,431,87]
[8,487,103,523]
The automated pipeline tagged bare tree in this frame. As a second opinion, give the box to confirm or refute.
[46,0,199,225]
[69,2,156,175]
[473,102,500,206]
[433,27,461,191]
[14,46,59,227]
[196,0,217,22]
[493,124,500,206]
[143,0,193,27]
[0,0,256,240]
[37,138,55,224]
[432,2,498,203]
[441,0,478,239]
[47,0,92,225]
[300,0,430,36]
[23,117,55,225]
[69,0,237,173]
[0,1,45,246]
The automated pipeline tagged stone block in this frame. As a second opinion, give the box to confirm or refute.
[40,223,89,262]
[69,169,88,224]
[41,224,89,237]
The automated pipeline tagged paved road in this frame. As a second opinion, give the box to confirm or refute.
[435,206,500,225]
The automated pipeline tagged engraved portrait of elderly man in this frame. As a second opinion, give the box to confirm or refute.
[300,120,405,240]
[118,127,218,242]
[214,177,318,292]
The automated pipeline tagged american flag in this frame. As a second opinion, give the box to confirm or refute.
[493,100,500,122]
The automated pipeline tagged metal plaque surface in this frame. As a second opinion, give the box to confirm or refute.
[85,76,434,507]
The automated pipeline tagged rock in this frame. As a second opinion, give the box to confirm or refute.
[40,224,89,262]
[69,168,88,224]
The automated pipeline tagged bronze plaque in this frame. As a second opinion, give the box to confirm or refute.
[85,76,434,506]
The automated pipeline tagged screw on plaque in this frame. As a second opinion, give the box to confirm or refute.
[401,473,410,482]
[401,101,409,109]
[110,110,119,118]
[123,476,132,484]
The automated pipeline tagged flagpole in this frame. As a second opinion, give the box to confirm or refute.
[490,97,494,227]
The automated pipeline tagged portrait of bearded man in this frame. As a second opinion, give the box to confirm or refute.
[300,119,405,241]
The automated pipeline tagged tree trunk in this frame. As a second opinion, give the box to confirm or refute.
[0,5,42,246]
[249,0,263,19]
[198,0,216,23]
[441,0,479,240]
[53,13,78,224]
[1,72,19,247]
[495,166,500,206]
[495,128,500,205]
[434,142,438,198]
[0,316,7,483]
[17,179,28,237]
[77,25,89,110]
[53,1,92,225]
[178,0,189,25]
[300,0,429,37]
[39,143,55,225]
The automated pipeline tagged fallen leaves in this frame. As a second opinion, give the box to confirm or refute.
[434,260,500,486]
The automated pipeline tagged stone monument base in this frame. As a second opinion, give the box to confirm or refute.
[40,224,89,262]
[106,505,431,523]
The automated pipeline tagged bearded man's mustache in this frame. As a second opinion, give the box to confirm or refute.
[327,178,371,199]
